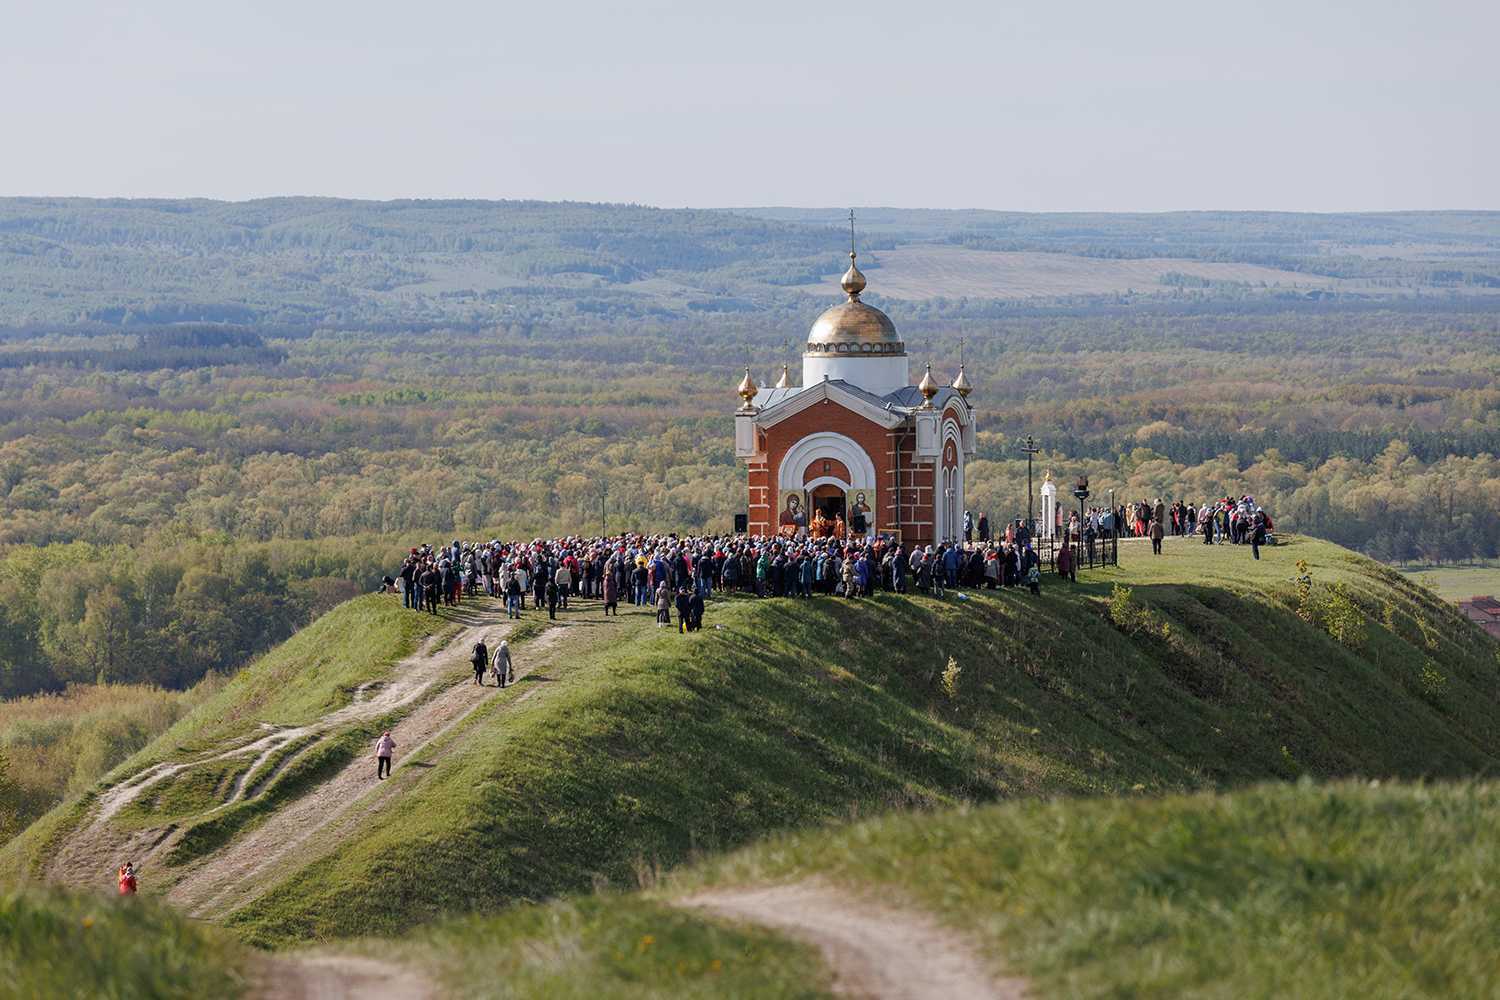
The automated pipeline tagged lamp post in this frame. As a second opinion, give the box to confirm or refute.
[1020,435,1040,535]
[1107,487,1116,565]
[599,481,608,536]
[944,486,955,543]
[1072,476,1091,570]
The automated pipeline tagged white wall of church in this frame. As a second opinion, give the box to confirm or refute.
[802,354,910,396]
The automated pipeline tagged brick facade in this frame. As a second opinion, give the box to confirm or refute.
[745,398,947,547]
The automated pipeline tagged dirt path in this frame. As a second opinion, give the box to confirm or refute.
[681,880,1026,1000]
[172,619,578,918]
[44,610,505,896]
[250,953,433,1000]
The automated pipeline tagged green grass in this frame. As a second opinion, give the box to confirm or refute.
[1402,561,1500,601]
[0,887,245,999]
[223,536,1500,946]
[387,896,829,999]
[135,594,456,758]
[661,780,1500,999]
[4,536,1499,995]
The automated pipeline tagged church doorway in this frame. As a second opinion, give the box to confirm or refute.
[810,483,846,522]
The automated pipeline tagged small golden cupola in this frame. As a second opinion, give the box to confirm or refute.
[951,364,972,398]
[736,367,758,409]
[774,363,791,389]
[840,251,867,298]
[918,363,939,408]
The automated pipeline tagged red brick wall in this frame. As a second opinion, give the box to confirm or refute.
[744,401,937,546]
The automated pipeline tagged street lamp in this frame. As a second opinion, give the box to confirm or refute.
[1107,487,1116,565]
[1072,476,1091,569]
[1020,435,1041,535]
[599,480,608,536]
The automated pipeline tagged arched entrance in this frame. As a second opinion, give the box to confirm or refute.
[810,483,845,522]
[778,432,879,536]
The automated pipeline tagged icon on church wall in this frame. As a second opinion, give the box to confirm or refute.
[846,489,872,536]
[779,491,808,537]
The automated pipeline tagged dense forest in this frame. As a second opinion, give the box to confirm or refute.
[1,200,1499,700]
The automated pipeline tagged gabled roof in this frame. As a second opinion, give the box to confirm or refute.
[750,379,909,429]
[750,378,974,430]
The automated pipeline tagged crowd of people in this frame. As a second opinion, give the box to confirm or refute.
[383,527,1067,630]
[1064,496,1275,559]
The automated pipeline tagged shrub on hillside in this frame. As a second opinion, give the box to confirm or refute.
[1319,583,1368,650]
[1107,584,1170,640]
[940,657,962,700]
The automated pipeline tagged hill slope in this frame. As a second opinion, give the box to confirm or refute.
[5,535,1498,951]
[381,780,1500,999]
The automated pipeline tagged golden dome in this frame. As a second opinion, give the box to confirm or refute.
[805,251,905,358]
[918,363,939,408]
[951,364,972,398]
[736,367,758,407]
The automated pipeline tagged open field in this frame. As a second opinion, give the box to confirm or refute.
[797,244,1344,300]
[1401,562,1500,601]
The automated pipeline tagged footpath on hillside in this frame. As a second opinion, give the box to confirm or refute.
[682,879,1026,1000]
[41,597,588,924]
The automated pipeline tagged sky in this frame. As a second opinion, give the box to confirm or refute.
[1,0,1494,211]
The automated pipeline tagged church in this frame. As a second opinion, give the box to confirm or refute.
[734,244,976,547]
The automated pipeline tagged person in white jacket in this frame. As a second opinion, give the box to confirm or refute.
[492,641,514,688]
[375,731,396,780]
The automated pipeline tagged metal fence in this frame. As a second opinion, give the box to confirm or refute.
[1036,529,1120,573]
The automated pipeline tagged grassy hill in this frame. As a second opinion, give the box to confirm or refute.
[5,534,1497,960]
[387,780,1500,999]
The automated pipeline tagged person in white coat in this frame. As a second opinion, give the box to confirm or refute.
[492,641,514,688]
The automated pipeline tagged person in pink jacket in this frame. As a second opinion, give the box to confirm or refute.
[375,731,395,780]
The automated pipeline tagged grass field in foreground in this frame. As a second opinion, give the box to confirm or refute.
[382,781,1499,999]
[663,780,1500,999]
[224,535,1500,946]
[0,888,245,999]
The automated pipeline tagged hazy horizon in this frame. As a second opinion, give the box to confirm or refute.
[2,0,1494,212]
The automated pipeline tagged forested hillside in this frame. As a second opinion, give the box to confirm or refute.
[3,199,1498,330]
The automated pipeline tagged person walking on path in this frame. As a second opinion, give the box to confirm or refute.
[117,862,138,896]
[375,731,396,780]
[1149,518,1164,555]
[1250,510,1268,561]
[492,640,514,688]
[471,638,490,685]
[545,579,559,620]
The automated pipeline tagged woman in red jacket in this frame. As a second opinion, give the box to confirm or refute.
[118,862,138,896]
